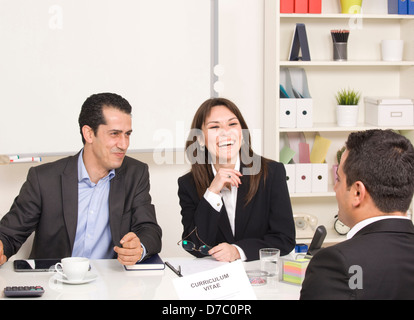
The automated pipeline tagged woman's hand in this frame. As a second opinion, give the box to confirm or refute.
[208,168,242,194]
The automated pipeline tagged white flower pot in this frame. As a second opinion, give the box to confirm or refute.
[336,104,359,127]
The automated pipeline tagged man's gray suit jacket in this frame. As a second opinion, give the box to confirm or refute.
[0,152,162,260]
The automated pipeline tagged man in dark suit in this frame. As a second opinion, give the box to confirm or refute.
[0,93,162,266]
[300,129,414,300]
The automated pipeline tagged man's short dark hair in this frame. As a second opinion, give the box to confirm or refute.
[78,92,132,144]
[344,129,414,213]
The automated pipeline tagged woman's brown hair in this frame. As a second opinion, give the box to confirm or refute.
[185,97,268,206]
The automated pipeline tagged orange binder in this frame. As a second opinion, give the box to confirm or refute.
[308,0,322,13]
[295,0,308,13]
[280,0,295,13]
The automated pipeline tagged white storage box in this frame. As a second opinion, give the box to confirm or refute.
[365,97,414,126]
[296,98,313,128]
[284,164,296,194]
[280,99,297,128]
[295,164,312,193]
[311,163,328,193]
[279,98,313,128]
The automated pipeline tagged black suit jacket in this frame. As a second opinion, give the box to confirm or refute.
[0,152,162,260]
[300,218,414,300]
[178,159,295,261]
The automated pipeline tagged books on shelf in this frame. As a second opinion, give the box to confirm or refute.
[280,0,414,15]
[280,0,321,14]
[389,0,414,15]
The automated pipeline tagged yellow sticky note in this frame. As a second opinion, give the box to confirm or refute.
[310,135,331,163]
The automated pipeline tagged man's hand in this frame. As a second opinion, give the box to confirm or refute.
[0,240,8,266]
[113,232,144,266]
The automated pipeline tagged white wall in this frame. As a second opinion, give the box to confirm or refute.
[0,0,264,259]
[218,0,264,143]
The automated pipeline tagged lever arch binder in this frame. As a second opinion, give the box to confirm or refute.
[399,0,408,14]
[294,0,308,13]
[388,0,398,13]
[308,0,322,13]
[280,0,294,13]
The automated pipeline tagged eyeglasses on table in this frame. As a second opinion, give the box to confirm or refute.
[177,227,212,255]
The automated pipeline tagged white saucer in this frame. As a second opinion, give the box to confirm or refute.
[53,272,98,285]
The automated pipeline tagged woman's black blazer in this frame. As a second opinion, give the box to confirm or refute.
[178,159,295,261]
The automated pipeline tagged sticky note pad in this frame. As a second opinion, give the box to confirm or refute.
[282,258,310,285]
[310,135,331,163]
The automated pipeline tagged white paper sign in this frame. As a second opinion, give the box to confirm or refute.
[172,260,256,300]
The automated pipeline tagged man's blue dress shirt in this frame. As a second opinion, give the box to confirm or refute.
[72,151,115,259]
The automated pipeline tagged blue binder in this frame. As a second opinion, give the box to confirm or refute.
[409,0,414,14]
[399,0,408,14]
[388,0,398,13]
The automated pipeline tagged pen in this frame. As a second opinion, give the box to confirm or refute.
[165,261,183,277]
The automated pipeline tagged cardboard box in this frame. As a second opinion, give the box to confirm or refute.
[365,97,414,126]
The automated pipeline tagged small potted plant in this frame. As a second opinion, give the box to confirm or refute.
[335,88,361,127]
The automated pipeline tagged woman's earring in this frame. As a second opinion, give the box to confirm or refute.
[197,137,206,151]
[199,142,205,151]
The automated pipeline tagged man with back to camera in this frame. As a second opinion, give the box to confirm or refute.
[300,129,414,299]
[0,92,162,266]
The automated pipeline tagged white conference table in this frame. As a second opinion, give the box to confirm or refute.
[0,256,301,300]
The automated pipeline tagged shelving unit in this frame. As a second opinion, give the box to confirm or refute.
[264,0,414,244]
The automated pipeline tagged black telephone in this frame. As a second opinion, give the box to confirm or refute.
[306,225,327,257]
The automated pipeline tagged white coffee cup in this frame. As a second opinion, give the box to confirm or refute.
[55,257,89,281]
[381,40,404,62]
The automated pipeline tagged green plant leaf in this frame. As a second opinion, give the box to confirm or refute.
[335,88,361,105]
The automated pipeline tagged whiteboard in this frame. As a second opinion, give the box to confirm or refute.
[0,0,211,155]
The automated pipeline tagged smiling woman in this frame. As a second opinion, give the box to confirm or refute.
[177,98,296,262]
[203,107,242,171]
